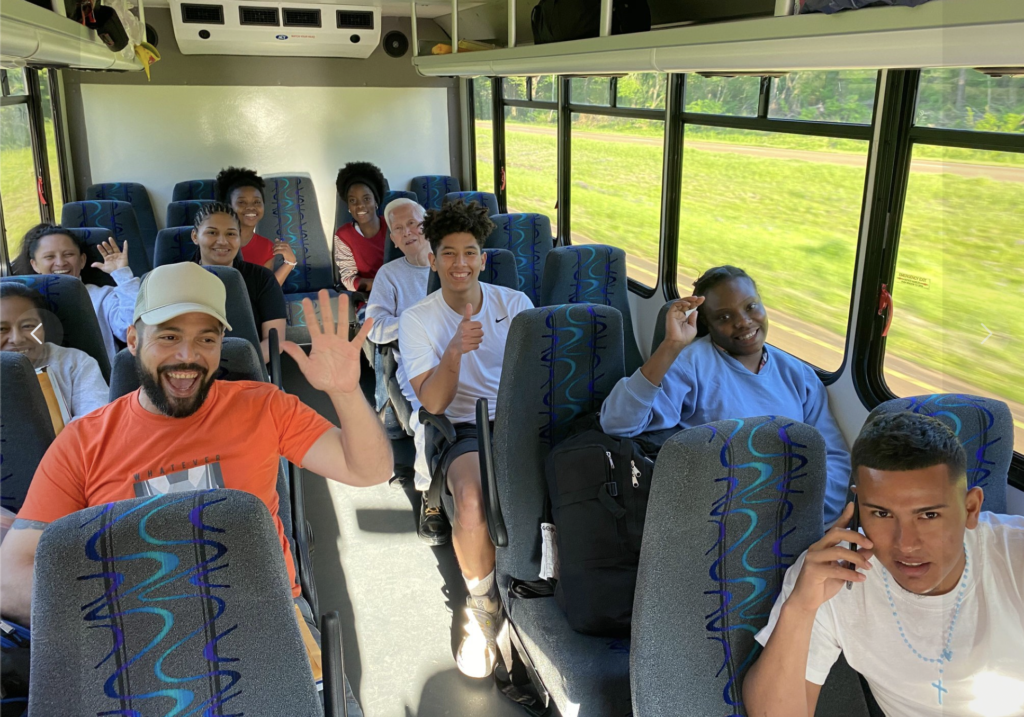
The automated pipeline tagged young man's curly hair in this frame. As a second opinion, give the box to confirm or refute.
[422,200,495,254]
[335,161,386,205]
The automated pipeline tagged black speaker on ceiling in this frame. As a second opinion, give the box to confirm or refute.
[383,30,409,57]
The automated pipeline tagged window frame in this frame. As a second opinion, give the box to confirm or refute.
[852,68,1024,491]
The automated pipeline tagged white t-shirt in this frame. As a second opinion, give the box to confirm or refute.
[398,283,532,424]
[755,512,1024,717]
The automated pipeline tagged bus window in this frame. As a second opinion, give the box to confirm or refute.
[38,70,64,222]
[769,70,877,124]
[502,77,527,101]
[685,74,759,117]
[532,75,557,104]
[915,68,1024,132]
[678,126,869,373]
[570,77,612,107]
[570,113,663,288]
[503,105,558,221]
[472,79,493,193]
[616,73,667,110]
[1,101,42,253]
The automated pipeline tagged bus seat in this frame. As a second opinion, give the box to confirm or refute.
[67,227,152,284]
[867,394,1012,514]
[1,275,111,383]
[443,191,499,217]
[153,226,196,267]
[257,176,333,294]
[540,244,644,374]
[61,200,148,268]
[410,174,460,210]
[426,248,518,295]
[630,417,870,717]
[485,213,553,306]
[85,182,157,250]
[493,303,630,716]
[29,490,323,717]
[107,337,303,603]
[204,266,268,375]
[171,178,216,201]
[166,199,216,229]
[650,300,674,354]
[0,352,56,514]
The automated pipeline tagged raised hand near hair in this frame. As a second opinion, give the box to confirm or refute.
[448,303,484,356]
[788,502,874,614]
[91,238,130,274]
[663,295,704,347]
[280,289,372,395]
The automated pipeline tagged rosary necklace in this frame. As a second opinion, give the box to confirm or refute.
[880,544,969,706]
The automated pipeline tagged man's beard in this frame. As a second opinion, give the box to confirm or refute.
[135,355,216,418]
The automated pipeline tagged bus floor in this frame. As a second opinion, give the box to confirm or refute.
[282,351,527,717]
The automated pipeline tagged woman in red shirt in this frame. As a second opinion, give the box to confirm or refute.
[333,162,387,292]
[215,166,297,287]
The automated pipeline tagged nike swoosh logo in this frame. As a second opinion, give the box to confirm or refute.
[496,316,508,323]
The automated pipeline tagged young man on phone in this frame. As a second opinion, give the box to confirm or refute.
[742,412,1024,717]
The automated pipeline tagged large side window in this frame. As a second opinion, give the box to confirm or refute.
[39,70,64,222]
[503,76,557,221]
[884,69,1024,448]
[472,78,494,194]
[677,72,877,374]
[570,74,665,290]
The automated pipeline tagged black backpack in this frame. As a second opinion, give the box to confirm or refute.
[543,416,672,636]
[531,0,651,45]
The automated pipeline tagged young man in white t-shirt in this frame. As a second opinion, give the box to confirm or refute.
[743,412,1024,717]
[398,200,532,679]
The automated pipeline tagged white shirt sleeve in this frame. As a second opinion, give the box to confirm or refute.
[398,306,441,386]
[754,551,844,685]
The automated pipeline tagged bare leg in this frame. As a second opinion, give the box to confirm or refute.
[446,451,494,581]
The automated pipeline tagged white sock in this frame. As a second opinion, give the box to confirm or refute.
[466,570,499,612]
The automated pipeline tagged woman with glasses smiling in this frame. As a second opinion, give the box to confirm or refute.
[333,161,388,293]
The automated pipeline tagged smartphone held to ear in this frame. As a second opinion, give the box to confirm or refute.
[847,496,861,590]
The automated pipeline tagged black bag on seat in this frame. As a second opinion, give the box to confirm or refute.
[531,0,651,44]
[544,421,658,637]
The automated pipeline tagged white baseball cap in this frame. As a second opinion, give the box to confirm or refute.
[134,262,233,330]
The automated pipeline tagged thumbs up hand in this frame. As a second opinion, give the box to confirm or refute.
[449,302,484,355]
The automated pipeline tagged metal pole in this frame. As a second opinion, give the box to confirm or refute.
[599,0,613,37]
[451,0,458,53]
[508,0,516,48]
[410,0,418,57]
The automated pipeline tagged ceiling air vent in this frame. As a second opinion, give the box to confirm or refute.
[181,3,224,23]
[336,10,373,29]
[283,7,321,27]
[240,6,279,25]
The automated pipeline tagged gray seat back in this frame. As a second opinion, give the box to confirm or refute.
[166,199,216,228]
[61,200,149,268]
[651,300,673,354]
[153,226,196,267]
[0,352,56,513]
[443,191,499,217]
[540,244,644,374]
[426,248,519,295]
[410,174,460,210]
[172,178,217,201]
[29,489,320,717]
[203,265,265,370]
[2,275,112,382]
[485,213,552,306]
[867,394,1011,514]
[631,417,869,717]
[85,182,157,251]
[258,176,333,295]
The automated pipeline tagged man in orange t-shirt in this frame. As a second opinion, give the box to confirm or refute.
[0,262,392,628]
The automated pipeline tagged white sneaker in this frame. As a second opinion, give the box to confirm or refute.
[456,597,502,678]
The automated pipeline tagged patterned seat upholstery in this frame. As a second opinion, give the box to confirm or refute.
[410,174,460,211]
[2,275,111,382]
[493,303,630,716]
[426,248,519,295]
[256,176,337,343]
[153,226,196,267]
[867,394,1012,514]
[67,227,152,284]
[541,244,644,374]
[0,353,56,514]
[631,417,870,717]
[172,178,217,201]
[29,490,321,717]
[86,182,158,251]
[485,213,553,306]
[443,190,499,217]
[166,199,216,229]
[61,200,148,268]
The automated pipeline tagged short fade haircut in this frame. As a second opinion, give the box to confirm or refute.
[852,412,967,483]
[422,200,495,254]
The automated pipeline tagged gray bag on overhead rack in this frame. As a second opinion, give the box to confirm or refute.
[800,0,932,14]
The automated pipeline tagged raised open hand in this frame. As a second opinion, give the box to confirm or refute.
[281,289,372,395]
[91,238,130,274]
[664,296,704,347]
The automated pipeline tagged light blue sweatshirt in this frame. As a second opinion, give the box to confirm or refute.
[599,335,850,525]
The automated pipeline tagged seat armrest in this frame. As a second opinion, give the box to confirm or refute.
[476,398,508,547]
[268,328,282,389]
[290,462,319,617]
[418,407,457,445]
[320,610,348,717]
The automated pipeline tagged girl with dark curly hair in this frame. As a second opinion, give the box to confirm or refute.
[333,161,387,292]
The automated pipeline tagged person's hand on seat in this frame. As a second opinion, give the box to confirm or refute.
[449,303,484,355]
[663,296,704,348]
[273,240,297,266]
[281,289,373,395]
[91,238,130,274]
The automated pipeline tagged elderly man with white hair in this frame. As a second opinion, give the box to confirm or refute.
[367,197,449,545]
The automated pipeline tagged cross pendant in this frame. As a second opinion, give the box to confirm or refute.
[932,678,948,705]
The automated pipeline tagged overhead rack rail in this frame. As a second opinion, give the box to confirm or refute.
[411,0,1024,76]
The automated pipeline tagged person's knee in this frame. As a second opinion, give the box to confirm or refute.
[449,455,485,531]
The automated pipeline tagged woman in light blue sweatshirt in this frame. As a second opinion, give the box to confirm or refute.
[599,265,850,526]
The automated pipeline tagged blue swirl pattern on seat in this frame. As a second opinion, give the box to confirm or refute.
[261,176,332,296]
[87,182,158,249]
[165,199,217,229]
[410,175,460,211]
[485,213,553,306]
[154,226,198,267]
[172,179,217,202]
[443,191,499,217]
[867,393,1012,514]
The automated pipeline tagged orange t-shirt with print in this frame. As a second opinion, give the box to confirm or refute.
[18,380,334,598]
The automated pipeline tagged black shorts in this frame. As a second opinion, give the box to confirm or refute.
[437,421,494,479]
